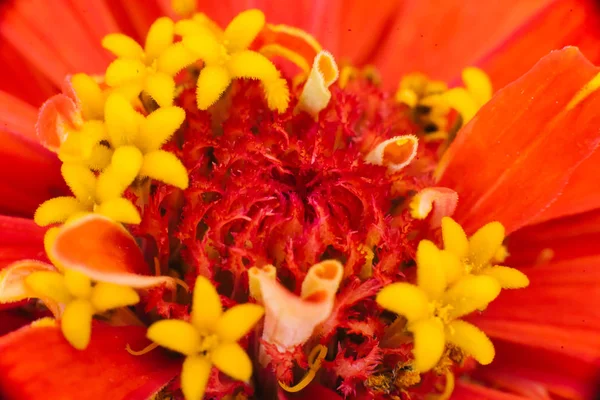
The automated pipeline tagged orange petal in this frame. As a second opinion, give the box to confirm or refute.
[0,324,180,400]
[437,48,600,235]
[478,0,600,91]
[51,215,172,288]
[36,93,81,152]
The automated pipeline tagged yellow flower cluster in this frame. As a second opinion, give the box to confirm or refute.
[377,217,529,373]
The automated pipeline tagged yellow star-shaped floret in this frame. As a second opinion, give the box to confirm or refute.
[147,276,264,400]
[440,217,529,289]
[442,67,492,123]
[376,240,500,372]
[177,9,290,112]
[25,268,140,350]
[103,17,198,107]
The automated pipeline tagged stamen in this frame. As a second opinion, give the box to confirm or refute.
[433,371,455,400]
[126,342,160,356]
[279,344,328,392]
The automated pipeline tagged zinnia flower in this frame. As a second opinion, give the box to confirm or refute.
[0,0,599,399]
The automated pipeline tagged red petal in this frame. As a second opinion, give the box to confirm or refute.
[103,0,165,42]
[373,0,552,88]
[508,208,600,266]
[52,215,173,288]
[469,255,600,359]
[0,310,34,336]
[0,90,39,143]
[476,340,600,399]
[453,381,529,400]
[0,324,179,400]
[437,48,600,234]
[0,0,112,86]
[478,0,600,90]
[0,216,47,268]
[0,129,67,218]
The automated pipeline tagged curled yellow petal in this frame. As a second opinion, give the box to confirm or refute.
[102,33,144,60]
[262,77,290,113]
[196,65,231,110]
[211,342,253,381]
[138,106,185,152]
[157,42,199,76]
[468,221,505,269]
[480,266,529,289]
[297,50,338,118]
[446,320,495,365]
[34,197,86,226]
[408,317,445,372]
[215,303,264,342]
[191,276,222,331]
[376,283,430,323]
[416,240,446,300]
[443,275,501,319]
[104,93,143,147]
[439,250,463,286]
[145,71,175,108]
[181,355,212,400]
[441,217,469,259]
[140,150,189,189]
[91,282,140,312]
[144,17,174,63]
[61,299,94,350]
[364,135,419,173]
[224,9,265,53]
[147,319,200,356]
[96,146,144,202]
[228,50,280,82]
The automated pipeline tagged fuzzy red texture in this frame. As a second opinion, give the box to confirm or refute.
[328,339,383,397]
[262,340,309,384]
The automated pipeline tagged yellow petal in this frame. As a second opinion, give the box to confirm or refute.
[196,65,231,110]
[105,59,146,88]
[34,197,86,226]
[64,269,92,299]
[25,271,71,304]
[446,320,495,365]
[104,93,143,147]
[181,355,212,400]
[211,342,253,381]
[462,67,492,106]
[144,17,174,63]
[442,87,478,123]
[443,275,501,319]
[138,106,186,152]
[261,77,290,113]
[147,319,200,356]
[376,283,430,323]
[61,164,96,206]
[228,50,280,82]
[416,240,446,300]
[95,197,142,225]
[71,73,105,120]
[78,121,108,159]
[44,228,62,270]
[480,266,529,289]
[175,19,218,37]
[408,317,445,372]
[102,33,144,60]
[181,34,223,65]
[191,276,222,331]
[61,299,94,350]
[144,71,175,108]
[214,303,264,342]
[96,145,144,203]
[439,250,463,285]
[468,221,505,268]
[441,217,468,259]
[172,0,197,18]
[157,42,199,76]
[87,145,113,171]
[224,9,265,53]
[140,150,189,189]
[91,282,140,312]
